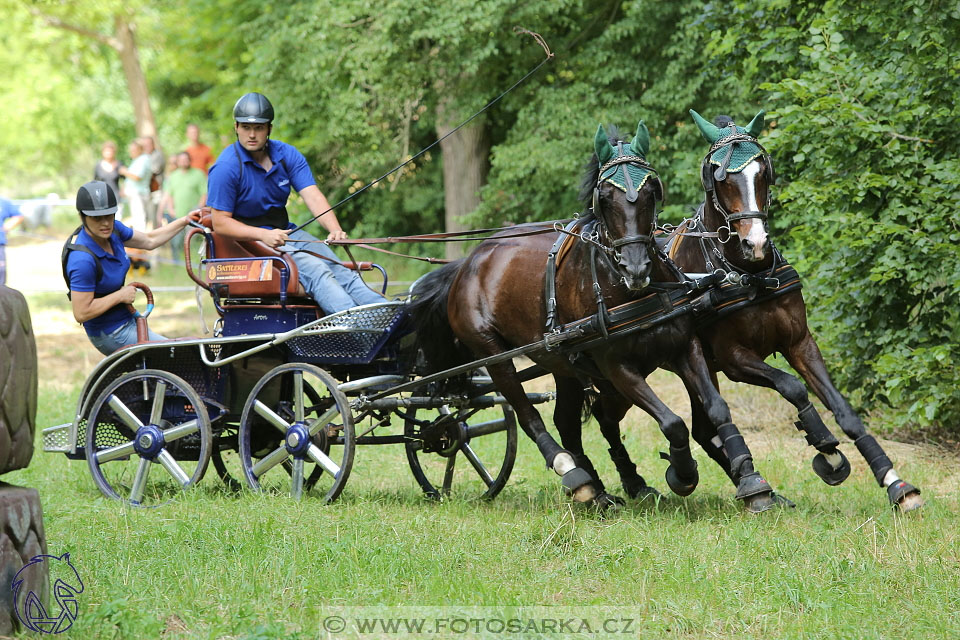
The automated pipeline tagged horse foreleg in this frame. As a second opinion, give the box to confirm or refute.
[785,332,922,511]
[677,338,777,512]
[714,344,852,488]
[688,375,735,483]
[484,361,596,503]
[600,363,699,497]
[592,381,659,500]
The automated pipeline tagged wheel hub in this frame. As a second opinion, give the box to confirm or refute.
[133,424,165,459]
[284,422,311,457]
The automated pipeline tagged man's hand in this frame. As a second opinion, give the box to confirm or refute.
[326,229,347,242]
[262,228,291,248]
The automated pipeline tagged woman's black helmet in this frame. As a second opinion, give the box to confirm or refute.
[76,181,118,216]
[233,92,274,124]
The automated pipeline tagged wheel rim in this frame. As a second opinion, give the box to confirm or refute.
[404,403,517,500]
[238,363,354,502]
[85,369,212,507]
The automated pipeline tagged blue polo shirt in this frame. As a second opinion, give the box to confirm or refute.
[65,220,135,336]
[0,198,22,245]
[206,140,315,227]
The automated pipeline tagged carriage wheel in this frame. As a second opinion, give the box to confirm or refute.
[404,403,517,500]
[238,363,355,502]
[85,369,212,507]
[213,382,326,493]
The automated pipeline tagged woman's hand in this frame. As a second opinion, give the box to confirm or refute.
[117,284,138,305]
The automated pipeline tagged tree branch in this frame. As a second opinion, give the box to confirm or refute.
[29,8,120,50]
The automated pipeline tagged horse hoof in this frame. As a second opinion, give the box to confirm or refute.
[888,480,923,512]
[572,483,597,503]
[561,467,596,503]
[592,492,625,510]
[812,450,851,486]
[743,491,777,513]
[665,465,698,497]
[735,472,771,500]
[622,475,652,499]
[631,484,663,502]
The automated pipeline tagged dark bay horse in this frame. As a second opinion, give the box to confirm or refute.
[408,122,777,511]
[569,110,922,511]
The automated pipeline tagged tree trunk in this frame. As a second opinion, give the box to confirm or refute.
[435,101,489,260]
[114,16,156,138]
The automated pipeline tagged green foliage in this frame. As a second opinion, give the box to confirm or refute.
[758,0,960,430]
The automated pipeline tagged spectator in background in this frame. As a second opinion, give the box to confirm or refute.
[0,197,24,285]
[185,123,214,174]
[119,139,152,271]
[119,139,151,231]
[160,151,206,262]
[140,136,166,230]
[94,141,124,218]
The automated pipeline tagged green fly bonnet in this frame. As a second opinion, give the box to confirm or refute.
[689,109,774,192]
[592,121,663,216]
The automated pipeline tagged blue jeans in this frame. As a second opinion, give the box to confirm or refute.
[282,229,385,315]
[88,316,165,356]
[0,244,6,285]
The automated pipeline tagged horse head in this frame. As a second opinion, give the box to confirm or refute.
[588,120,664,291]
[690,109,774,264]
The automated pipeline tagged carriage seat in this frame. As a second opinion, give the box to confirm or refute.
[192,211,308,301]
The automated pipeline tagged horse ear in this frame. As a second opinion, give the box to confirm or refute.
[595,124,614,165]
[630,121,650,157]
[745,110,766,138]
[689,109,721,144]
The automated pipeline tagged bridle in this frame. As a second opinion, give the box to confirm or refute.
[590,147,663,261]
[699,132,775,229]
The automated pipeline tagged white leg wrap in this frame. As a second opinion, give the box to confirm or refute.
[553,452,576,476]
[882,469,901,487]
[824,451,844,469]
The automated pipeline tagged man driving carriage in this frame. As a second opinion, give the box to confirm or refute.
[206,92,384,315]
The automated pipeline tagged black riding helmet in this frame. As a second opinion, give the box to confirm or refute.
[233,92,274,124]
[76,181,118,216]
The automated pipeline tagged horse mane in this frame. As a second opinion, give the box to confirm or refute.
[578,124,627,207]
[714,114,734,128]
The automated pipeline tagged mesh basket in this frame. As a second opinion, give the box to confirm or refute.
[285,302,407,364]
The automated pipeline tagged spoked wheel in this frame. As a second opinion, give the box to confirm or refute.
[238,363,355,502]
[404,403,517,500]
[85,369,212,507]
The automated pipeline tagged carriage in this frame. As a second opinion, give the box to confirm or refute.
[41,215,553,507]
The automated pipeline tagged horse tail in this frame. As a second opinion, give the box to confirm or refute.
[407,260,472,373]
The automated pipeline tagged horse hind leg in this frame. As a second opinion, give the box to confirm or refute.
[785,333,922,511]
[592,381,661,500]
[483,360,596,503]
[717,347,852,486]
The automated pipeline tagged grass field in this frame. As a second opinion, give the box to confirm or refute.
[5,248,960,639]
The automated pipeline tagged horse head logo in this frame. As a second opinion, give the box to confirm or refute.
[12,552,84,634]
